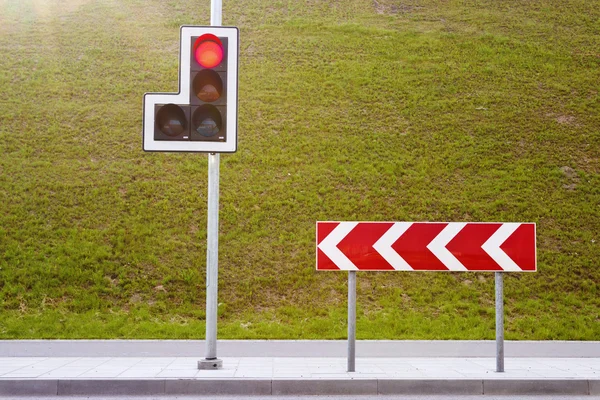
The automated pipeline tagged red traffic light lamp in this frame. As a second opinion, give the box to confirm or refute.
[193,34,223,68]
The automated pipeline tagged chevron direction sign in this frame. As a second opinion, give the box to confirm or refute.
[316,222,536,272]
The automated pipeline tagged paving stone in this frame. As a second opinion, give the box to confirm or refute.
[118,368,164,378]
[165,379,271,395]
[272,379,378,395]
[156,369,199,378]
[58,379,165,395]
[0,380,57,396]
[378,379,483,395]
[483,379,590,395]
[39,368,91,378]
[590,379,600,395]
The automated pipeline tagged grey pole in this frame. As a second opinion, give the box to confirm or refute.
[198,0,223,371]
[495,272,504,373]
[198,153,222,370]
[211,0,222,26]
[348,271,356,372]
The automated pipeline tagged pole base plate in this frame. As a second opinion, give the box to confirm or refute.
[198,358,223,370]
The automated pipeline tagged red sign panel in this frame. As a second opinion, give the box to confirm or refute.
[316,222,536,272]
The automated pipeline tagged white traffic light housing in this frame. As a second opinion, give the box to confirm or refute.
[143,26,239,152]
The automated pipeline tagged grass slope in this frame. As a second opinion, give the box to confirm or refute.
[0,0,598,339]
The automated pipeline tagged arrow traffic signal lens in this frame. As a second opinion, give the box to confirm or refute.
[156,104,187,136]
[193,69,223,102]
[194,34,223,68]
[192,105,222,137]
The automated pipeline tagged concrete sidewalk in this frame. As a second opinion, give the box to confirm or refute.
[0,341,598,396]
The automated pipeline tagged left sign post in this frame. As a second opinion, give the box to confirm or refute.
[143,25,239,153]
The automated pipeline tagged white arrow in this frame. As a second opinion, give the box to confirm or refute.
[481,223,521,271]
[372,222,413,270]
[317,222,359,271]
[427,222,468,271]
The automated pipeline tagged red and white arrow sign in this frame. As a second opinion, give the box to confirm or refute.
[316,222,536,272]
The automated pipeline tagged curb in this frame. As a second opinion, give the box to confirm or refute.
[2,340,600,358]
[1,378,598,396]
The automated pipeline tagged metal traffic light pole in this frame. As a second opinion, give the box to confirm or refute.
[198,0,223,370]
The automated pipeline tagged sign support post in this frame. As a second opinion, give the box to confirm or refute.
[348,271,356,372]
[495,272,504,372]
[198,0,223,370]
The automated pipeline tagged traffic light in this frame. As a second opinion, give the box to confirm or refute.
[143,26,239,152]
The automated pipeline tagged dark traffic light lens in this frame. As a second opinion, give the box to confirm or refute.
[156,104,186,136]
[192,105,222,137]
[193,69,223,102]
[194,34,223,68]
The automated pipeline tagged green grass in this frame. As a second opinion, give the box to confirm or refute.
[0,0,598,340]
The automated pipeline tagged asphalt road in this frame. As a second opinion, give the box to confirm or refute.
[1,396,599,400]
